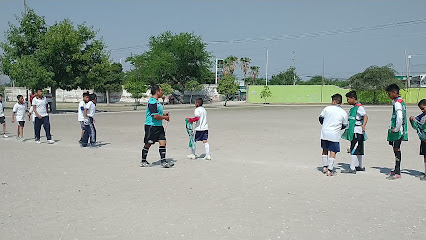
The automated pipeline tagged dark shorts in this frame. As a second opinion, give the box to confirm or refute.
[195,130,208,142]
[321,139,340,153]
[350,133,365,155]
[18,121,25,127]
[144,125,166,144]
[0,116,5,124]
[389,137,403,149]
[79,121,85,130]
[420,141,426,155]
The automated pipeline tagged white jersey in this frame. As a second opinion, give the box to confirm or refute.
[86,101,96,117]
[0,101,4,117]
[354,106,367,134]
[13,103,27,122]
[391,99,404,134]
[194,106,208,131]
[320,105,348,142]
[78,101,85,121]
[32,97,48,117]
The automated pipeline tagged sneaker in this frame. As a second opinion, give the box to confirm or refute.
[187,154,196,159]
[3,134,8,138]
[161,160,174,168]
[387,170,395,176]
[140,160,151,167]
[420,173,426,181]
[35,140,41,144]
[327,170,336,176]
[47,140,55,144]
[89,143,98,148]
[386,174,401,180]
[78,139,82,144]
[355,167,365,171]
[341,169,357,174]
[203,154,212,160]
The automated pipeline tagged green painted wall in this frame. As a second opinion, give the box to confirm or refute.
[248,85,426,104]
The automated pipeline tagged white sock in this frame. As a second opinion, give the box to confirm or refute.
[191,147,196,155]
[357,155,363,168]
[204,143,210,155]
[350,155,357,170]
[322,155,328,167]
[328,158,335,171]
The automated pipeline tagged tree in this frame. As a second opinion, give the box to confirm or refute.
[123,73,147,110]
[217,75,239,106]
[160,83,174,104]
[269,67,301,85]
[240,57,251,84]
[128,31,212,93]
[349,64,402,103]
[185,79,203,105]
[224,55,238,75]
[300,75,350,88]
[90,62,124,104]
[260,85,272,104]
[250,66,260,85]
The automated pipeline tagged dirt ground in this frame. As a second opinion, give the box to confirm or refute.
[1,103,425,240]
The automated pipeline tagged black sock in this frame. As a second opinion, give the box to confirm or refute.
[394,151,401,174]
[142,147,149,161]
[159,146,166,161]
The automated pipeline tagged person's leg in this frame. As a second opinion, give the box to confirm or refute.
[203,140,210,155]
[141,143,151,166]
[42,116,52,140]
[322,148,329,174]
[387,139,402,180]
[81,124,90,147]
[328,151,336,175]
[89,118,96,145]
[34,117,42,141]
[159,140,173,167]
[2,122,6,136]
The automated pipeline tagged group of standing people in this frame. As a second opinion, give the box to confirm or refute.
[320,84,426,181]
[77,91,97,147]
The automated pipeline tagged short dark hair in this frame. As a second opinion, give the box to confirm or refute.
[90,93,97,101]
[83,91,90,97]
[418,99,426,107]
[17,95,23,100]
[196,98,203,106]
[0,94,2,97]
[151,85,161,95]
[345,90,357,100]
[331,93,342,104]
[385,84,400,93]
[36,88,43,92]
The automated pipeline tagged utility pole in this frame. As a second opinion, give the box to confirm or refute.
[321,57,325,103]
[265,49,269,86]
[292,51,296,85]
[405,49,410,89]
[24,0,27,15]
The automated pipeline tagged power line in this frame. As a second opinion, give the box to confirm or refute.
[109,18,426,52]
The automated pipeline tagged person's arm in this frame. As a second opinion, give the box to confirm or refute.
[187,117,200,123]
[149,102,169,121]
[319,109,325,125]
[362,115,368,132]
[33,105,41,119]
[393,102,403,132]
[12,112,15,123]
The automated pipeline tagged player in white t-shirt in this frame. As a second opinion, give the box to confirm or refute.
[0,94,8,138]
[32,89,54,144]
[12,95,29,140]
[186,98,211,160]
[78,91,90,144]
[81,93,97,147]
[319,94,348,176]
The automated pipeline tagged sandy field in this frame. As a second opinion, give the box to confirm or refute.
[1,103,425,240]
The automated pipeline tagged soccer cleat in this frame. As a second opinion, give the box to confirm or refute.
[47,140,55,144]
[386,174,401,180]
[387,170,395,176]
[203,154,212,160]
[419,173,426,181]
[35,140,41,144]
[140,160,151,167]
[187,154,196,159]
[341,169,356,174]
[3,134,8,138]
[355,167,365,172]
[161,160,174,168]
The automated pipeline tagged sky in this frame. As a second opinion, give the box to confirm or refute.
[0,0,425,84]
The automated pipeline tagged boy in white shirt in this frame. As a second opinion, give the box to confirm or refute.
[12,95,29,140]
[81,93,97,147]
[32,89,54,144]
[319,94,348,176]
[78,92,90,144]
[0,94,8,138]
[186,98,211,160]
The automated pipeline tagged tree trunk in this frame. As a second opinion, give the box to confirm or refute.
[134,98,137,110]
[51,87,57,113]
[190,94,193,106]
[373,91,377,104]
[106,90,110,105]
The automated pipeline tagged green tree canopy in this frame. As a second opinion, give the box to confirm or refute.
[217,75,239,106]
[269,66,301,85]
[260,85,272,104]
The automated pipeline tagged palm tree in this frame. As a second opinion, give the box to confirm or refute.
[250,66,260,85]
[240,57,251,83]
[224,55,238,75]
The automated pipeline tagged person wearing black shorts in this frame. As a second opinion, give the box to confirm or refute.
[140,85,173,168]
